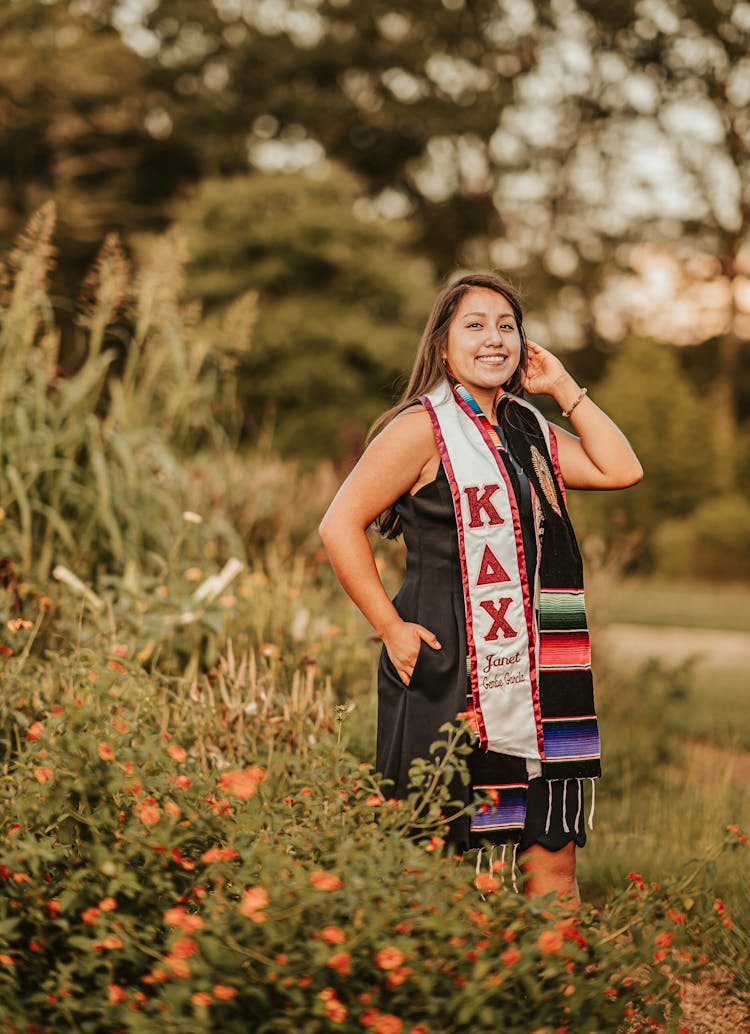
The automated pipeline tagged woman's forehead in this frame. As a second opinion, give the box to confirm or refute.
[455,287,514,318]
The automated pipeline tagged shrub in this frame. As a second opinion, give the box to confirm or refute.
[0,654,743,1033]
[653,494,750,580]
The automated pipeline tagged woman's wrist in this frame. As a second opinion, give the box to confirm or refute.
[550,373,584,413]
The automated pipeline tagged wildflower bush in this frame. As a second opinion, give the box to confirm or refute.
[0,648,746,1034]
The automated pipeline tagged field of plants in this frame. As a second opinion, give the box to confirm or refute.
[0,213,748,1033]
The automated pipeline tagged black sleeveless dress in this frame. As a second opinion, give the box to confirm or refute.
[376,458,587,853]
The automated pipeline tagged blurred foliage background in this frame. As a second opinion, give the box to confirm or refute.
[1,0,750,575]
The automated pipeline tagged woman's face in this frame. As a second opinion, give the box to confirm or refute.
[443,287,523,404]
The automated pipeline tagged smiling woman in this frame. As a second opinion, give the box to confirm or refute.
[319,271,642,902]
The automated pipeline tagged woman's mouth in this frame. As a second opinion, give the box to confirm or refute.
[476,354,507,366]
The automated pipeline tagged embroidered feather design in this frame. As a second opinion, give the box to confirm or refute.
[530,445,562,517]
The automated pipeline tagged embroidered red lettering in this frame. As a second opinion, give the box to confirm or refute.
[476,544,512,586]
[464,485,504,528]
[479,598,518,641]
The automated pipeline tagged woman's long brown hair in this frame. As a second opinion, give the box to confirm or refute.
[372,271,528,538]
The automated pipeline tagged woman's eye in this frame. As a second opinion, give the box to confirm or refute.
[466,322,482,329]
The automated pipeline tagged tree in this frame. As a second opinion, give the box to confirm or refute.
[570,337,713,566]
[0,0,197,293]
[170,165,437,458]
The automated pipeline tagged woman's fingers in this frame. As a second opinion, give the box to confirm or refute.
[416,625,441,650]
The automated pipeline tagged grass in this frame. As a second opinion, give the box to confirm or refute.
[603,577,750,633]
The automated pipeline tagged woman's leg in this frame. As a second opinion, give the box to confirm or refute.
[519,841,579,901]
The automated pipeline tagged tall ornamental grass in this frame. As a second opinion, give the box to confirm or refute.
[0,204,256,584]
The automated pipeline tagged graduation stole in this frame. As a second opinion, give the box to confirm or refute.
[420,380,601,783]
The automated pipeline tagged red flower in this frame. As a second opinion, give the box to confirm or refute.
[107,984,126,1005]
[322,925,347,944]
[26,722,44,742]
[82,907,100,925]
[327,951,352,975]
[167,744,188,762]
[501,947,521,966]
[190,991,212,1007]
[99,897,117,912]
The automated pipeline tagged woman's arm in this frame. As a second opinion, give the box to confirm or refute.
[319,407,442,685]
[521,341,643,490]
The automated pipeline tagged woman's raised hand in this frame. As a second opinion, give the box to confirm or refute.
[381,619,441,687]
[519,340,570,397]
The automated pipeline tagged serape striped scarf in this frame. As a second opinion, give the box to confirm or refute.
[422,381,601,786]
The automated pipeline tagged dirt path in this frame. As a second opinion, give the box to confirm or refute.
[600,623,750,668]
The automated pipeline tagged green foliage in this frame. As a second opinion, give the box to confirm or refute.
[172,167,436,458]
[0,655,742,1033]
[653,493,750,581]
[571,338,714,565]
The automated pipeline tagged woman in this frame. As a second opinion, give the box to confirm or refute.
[319,272,642,899]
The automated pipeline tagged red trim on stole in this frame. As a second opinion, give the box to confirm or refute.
[548,426,568,507]
[420,396,489,748]
[451,391,545,761]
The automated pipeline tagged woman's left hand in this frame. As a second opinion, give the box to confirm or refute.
[519,340,568,397]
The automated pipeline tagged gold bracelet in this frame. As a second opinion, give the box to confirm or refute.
[562,386,587,419]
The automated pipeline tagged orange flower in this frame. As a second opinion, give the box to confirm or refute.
[386,966,411,988]
[474,873,500,894]
[324,998,348,1022]
[322,925,347,944]
[366,795,383,806]
[107,984,126,1005]
[0,954,15,965]
[200,846,239,864]
[218,766,266,801]
[166,955,191,978]
[190,991,212,1007]
[167,744,188,762]
[33,767,54,783]
[82,907,100,925]
[327,951,352,975]
[213,984,237,1000]
[238,886,269,921]
[538,930,564,954]
[7,618,33,632]
[655,931,675,949]
[111,717,130,734]
[425,835,445,852]
[501,947,521,966]
[99,897,117,912]
[136,799,160,826]
[309,870,342,891]
[374,946,406,970]
[163,906,205,933]
[97,742,115,762]
[107,659,126,674]
[95,935,123,950]
[26,722,44,741]
[175,775,192,789]
[373,1016,404,1034]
